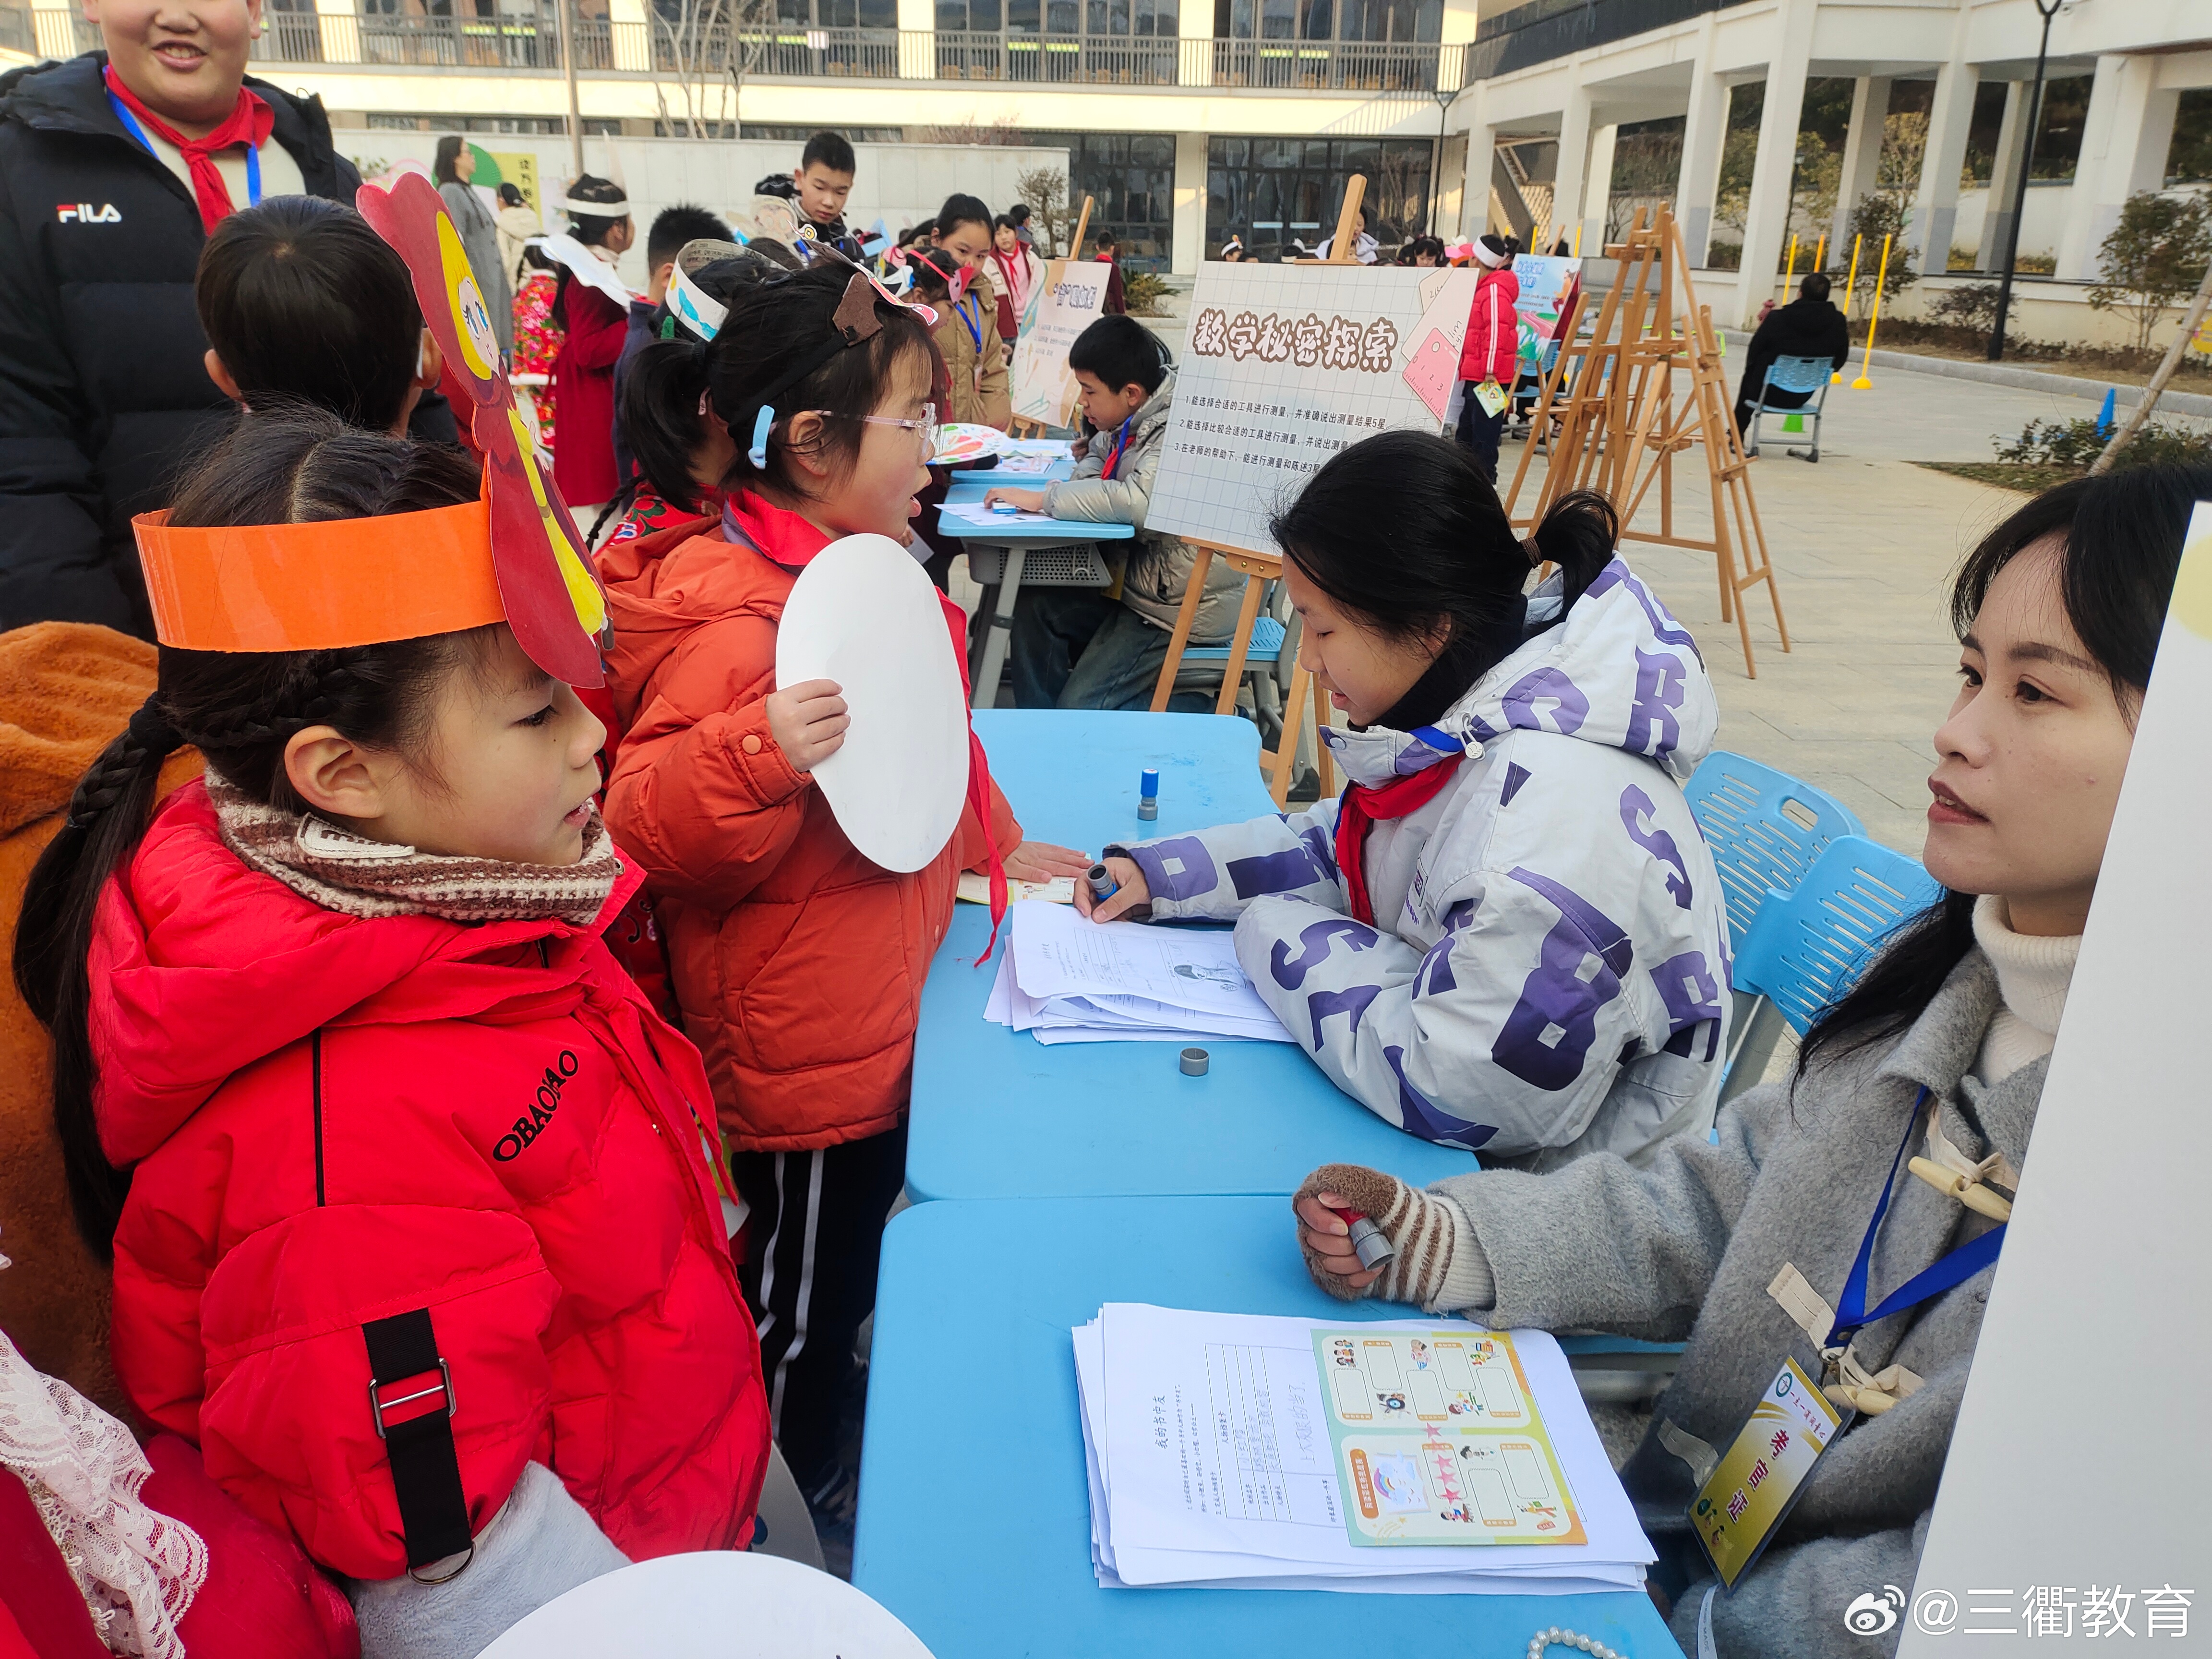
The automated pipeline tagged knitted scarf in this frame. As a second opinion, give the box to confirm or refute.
[208,775,621,926]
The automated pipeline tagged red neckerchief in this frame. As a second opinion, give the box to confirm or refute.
[1098,417,1135,480]
[721,493,1011,958]
[1334,756,1464,926]
[103,65,273,236]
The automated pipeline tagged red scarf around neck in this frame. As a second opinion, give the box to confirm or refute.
[103,64,273,236]
[722,492,1011,958]
[1334,756,1464,926]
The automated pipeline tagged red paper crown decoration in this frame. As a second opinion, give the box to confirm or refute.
[355,172,610,687]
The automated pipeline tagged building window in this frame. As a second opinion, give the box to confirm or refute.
[1207,134,1433,261]
[1212,0,1433,42]
[776,0,898,27]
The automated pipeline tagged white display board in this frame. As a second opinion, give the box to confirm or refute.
[474,1551,936,1659]
[1009,262,1113,427]
[775,535,969,874]
[1899,503,2212,1651]
[1148,263,1480,554]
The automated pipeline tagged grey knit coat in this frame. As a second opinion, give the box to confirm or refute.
[1431,951,2036,1658]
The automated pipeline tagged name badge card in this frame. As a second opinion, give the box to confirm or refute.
[1692,1356,1844,1588]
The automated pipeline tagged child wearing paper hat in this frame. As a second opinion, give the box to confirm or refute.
[597,250,1087,1539]
[12,177,770,1648]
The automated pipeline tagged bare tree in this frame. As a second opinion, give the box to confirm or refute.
[1015,164,1070,256]
[649,0,741,139]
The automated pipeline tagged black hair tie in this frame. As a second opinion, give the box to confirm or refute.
[127,700,184,759]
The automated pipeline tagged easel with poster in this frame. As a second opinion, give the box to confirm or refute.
[1502,204,1790,677]
[1145,177,1488,805]
[1007,196,1102,439]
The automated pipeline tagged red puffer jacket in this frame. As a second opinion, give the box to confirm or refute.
[1457,264,1522,386]
[90,782,769,1581]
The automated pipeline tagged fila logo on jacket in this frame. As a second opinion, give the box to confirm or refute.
[58,203,124,223]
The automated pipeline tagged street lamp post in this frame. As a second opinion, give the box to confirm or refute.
[1988,0,2062,362]
[1429,84,1456,240]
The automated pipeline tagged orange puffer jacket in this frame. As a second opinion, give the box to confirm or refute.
[600,493,1019,1152]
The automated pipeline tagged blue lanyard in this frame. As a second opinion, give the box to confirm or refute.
[954,293,984,351]
[1099,417,1133,480]
[106,89,261,210]
[1829,1087,2007,1350]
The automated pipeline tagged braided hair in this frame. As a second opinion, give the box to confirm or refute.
[13,405,491,1256]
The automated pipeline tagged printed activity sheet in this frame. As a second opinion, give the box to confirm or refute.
[1078,1305,1650,1592]
[1313,1329,1587,1547]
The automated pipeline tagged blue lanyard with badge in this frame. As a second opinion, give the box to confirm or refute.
[1691,1087,2007,1592]
[1098,416,1134,480]
[106,89,263,207]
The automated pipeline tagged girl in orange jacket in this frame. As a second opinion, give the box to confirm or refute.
[598,256,1086,1533]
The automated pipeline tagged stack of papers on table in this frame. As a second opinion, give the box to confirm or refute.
[938,499,1060,531]
[985,900,1294,1046]
[1073,1304,1654,1595]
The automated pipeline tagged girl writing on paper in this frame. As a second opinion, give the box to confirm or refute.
[597,254,1086,1549]
[543,175,635,525]
[15,413,770,1655]
[1287,463,2211,1658]
[1080,430,1732,1170]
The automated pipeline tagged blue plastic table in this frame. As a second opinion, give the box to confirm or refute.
[905,710,1480,1202]
[853,1194,1684,1659]
[936,461,1134,707]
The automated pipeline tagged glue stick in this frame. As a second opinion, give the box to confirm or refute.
[1137,767,1159,821]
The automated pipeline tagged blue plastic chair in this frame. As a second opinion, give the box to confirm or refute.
[1173,582,1293,745]
[1734,835,1944,1036]
[1745,354,1835,463]
[1683,752,1866,1115]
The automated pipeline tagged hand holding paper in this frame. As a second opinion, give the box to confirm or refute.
[983,487,1048,512]
[765,678,849,771]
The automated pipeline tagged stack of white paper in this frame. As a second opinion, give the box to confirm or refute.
[1072,1304,1655,1595]
[985,900,1295,1046]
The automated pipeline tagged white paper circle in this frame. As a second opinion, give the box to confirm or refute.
[775,533,969,873]
[475,1551,936,1659]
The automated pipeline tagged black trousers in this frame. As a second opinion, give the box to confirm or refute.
[732,1119,909,1490]
[1454,381,1508,483]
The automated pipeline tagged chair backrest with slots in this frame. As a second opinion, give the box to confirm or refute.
[1683,751,1866,951]
[1733,835,1944,1035]
[1764,355,1834,397]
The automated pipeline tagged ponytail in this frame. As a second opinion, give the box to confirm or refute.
[13,704,182,1248]
[620,334,715,508]
[1527,487,1617,616]
[12,407,486,1257]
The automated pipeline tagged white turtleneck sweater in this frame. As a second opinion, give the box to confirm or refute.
[1968,893,2080,1086]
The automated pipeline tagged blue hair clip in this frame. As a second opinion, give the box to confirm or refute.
[749,406,775,470]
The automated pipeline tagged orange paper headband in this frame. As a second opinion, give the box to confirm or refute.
[134,499,507,652]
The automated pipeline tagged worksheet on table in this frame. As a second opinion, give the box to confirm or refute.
[938,500,1060,531]
[1093,1305,1648,1577]
[1009,900,1278,1023]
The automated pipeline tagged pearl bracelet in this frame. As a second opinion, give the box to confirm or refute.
[1527,1629,1623,1659]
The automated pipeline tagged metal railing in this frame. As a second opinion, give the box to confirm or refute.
[11,8,1461,91]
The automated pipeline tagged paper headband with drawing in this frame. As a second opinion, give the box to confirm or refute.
[547,187,630,217]
[131,173,613,687]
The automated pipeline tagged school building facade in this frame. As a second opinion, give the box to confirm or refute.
[7,0,2205,329]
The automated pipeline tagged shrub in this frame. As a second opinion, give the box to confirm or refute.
[1928,281,2018,343]
[1123,269,1170,317]
[2087,190,2212,353]
[1994,414,2212,471]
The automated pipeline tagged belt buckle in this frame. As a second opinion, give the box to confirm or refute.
[368,1359,457,1440]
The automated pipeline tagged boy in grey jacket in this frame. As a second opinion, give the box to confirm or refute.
[989,316,1241,709]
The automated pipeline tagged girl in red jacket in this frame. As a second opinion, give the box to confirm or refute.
[14,412,769,1654]
[599,254,1086,1543]
[1454,232,1522,483]
[546,174,635,524]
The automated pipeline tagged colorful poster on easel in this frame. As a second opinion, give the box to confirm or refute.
[1311,1328,1587,1548]
[1009,262,1113,427]
[1147,263,1479,554]
[1510,252,1580,373]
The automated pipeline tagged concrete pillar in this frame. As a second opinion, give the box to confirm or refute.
[1176,0,1211,90]
[1828,74,1891,263]
[1975,80,2025,271]
[1171,129,1206,275]
[2055,54,2177,282]
[897,0,934,80]
[1909,48,1979,275]
[1674,14,1727,265]
[1545,70,1594,253]
[1728,0,1813,328]
[1581,121,1619,252]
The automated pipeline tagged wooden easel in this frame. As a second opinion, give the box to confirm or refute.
[1502,205,1789,677]
[1006,195,1095,438]
[1291,175,1367,267]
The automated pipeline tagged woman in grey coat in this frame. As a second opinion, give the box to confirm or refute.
[1289,462,2210,1657]
[434,135,514,357]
